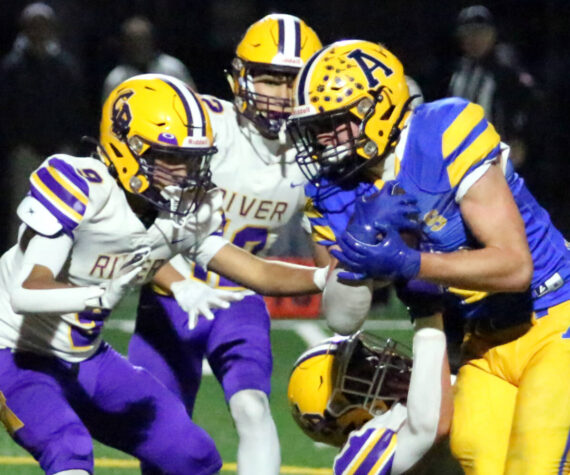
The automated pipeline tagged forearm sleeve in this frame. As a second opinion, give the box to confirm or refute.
[190,235,229,270]
[322,268,372,335]
[11,279,104,314]
[391,328,446,474]
[10,232,104,314]
[21,231,73,278]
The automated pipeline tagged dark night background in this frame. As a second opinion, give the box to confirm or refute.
[0,0,568,248]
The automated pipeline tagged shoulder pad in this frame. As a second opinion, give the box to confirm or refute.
[17,195,63,236]
[404,98,500,193]
[200,95,237,142]
[27,156,90,235]
[201,95,229,115]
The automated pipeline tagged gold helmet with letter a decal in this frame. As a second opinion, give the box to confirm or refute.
[228,13,322,138]
[99,73,217,215]
[287,40,412,191]
[287,332,412,447]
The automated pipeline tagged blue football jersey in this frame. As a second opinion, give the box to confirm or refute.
[305,97,570,321]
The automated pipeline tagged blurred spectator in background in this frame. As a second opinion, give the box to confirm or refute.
[448,5,537,169]
[0,2,87,245]
[102,16,196,102]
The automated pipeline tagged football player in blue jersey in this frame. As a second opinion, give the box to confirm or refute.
[287,40,570,474]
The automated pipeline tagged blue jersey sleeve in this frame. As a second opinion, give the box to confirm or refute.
[404,98,501,196]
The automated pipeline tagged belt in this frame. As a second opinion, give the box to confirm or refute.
[532,267,570,299]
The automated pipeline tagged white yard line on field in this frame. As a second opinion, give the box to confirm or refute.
[289,321,330,347]
[105,318,413,334]
[105,318,412,377]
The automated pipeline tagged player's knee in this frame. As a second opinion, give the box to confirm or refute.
[171,446,222,475]
[54,470,90,475]
[144,437,221,475]
[141,422,221,475]
[229,389,271,431]
[32,423,93,474]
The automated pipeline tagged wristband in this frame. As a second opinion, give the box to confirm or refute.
[312,265,330,291]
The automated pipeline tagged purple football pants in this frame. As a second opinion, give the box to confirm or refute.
[128,286,273,415]
[0,343,221,475]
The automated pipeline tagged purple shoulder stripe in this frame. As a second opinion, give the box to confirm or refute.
[357,429,395,474]
[334,428,395,475]
[47,158,90,195]
[29,157,90,234]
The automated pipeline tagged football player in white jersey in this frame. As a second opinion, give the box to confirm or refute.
[0,73,327,475]
[288,315,453,475]
[128,14,322,475]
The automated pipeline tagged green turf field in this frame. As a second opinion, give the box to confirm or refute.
[0,290,463,474]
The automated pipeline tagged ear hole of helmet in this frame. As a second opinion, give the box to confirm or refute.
[381,105,396,120]
[292,402,356,448]
[109,142,123,157]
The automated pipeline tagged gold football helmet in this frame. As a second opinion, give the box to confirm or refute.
[99,74,216,214]
[228,13,322,138]
[287,332,412,447]
[288,40,413,193]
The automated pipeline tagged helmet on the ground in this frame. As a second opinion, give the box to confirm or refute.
[288,332,412,447]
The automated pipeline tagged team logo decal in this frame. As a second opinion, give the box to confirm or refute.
[111,90,134,138]
[347,49,394,88]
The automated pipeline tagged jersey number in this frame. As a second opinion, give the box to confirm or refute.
[194,224,269,287]
[78,168,103,183]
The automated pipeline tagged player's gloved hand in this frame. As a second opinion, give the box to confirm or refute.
[395,278,444,320]
[331,224,421,282]
[170,278,255,330]
[346,181,420,244]
[86,246,151,310]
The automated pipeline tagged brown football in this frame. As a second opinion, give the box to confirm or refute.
[400,230,419,249]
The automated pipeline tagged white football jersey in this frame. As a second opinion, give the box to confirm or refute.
[0,154,226,362]
[333,403,407,475]
[172,96,307,288]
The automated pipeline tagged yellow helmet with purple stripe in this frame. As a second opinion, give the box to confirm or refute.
[228,14,322,138]
[287,332,412,447]
[99,74,217,214]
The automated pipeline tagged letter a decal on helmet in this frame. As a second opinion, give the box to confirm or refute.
[347,49,394,88]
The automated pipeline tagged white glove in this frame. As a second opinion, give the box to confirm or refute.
[86,246,150,310]
[170,279,255,330]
